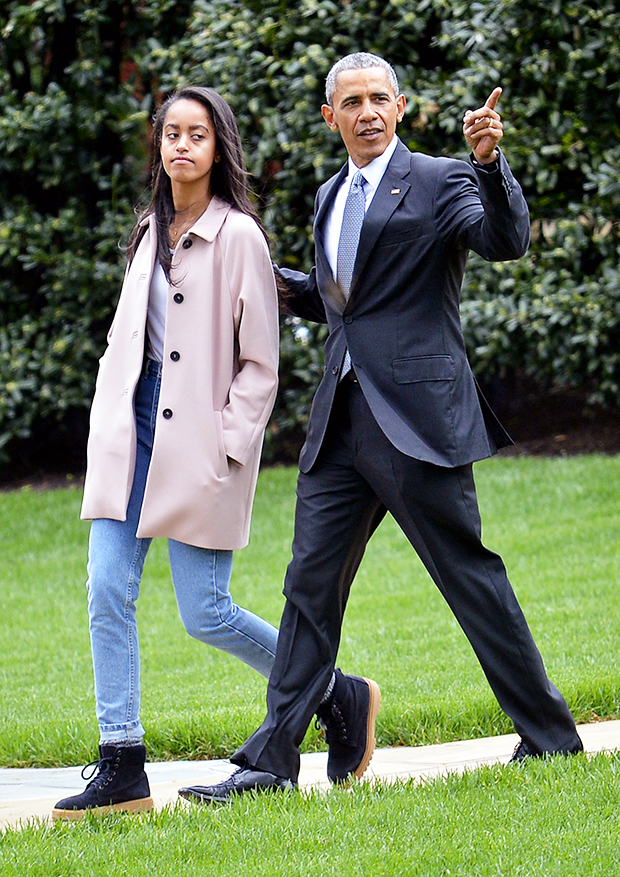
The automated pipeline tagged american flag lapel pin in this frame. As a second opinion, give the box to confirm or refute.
[391,188,401,195]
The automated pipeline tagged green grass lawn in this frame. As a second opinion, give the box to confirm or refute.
[1,455,619,769]
[1,754,618,875]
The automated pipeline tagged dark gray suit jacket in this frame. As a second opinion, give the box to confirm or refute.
[280,139,530,472]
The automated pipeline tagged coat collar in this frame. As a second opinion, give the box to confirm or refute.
[187,196,232,242]
[139,195,233,242]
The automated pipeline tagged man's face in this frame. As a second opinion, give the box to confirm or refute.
[321,67,406,168]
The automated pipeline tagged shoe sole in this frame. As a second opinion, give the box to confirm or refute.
[353,677,381,780]
[51,796,154,821]
[178,788,231,805]
[178,780,296,805]
[178,786,247,805]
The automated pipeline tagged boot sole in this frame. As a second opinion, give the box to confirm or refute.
[52,796,154,821]
[353,677,381,780]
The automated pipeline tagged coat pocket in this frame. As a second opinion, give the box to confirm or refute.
[213,410,230,479]
[392,355,456,384]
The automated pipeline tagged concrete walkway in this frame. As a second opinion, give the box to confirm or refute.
[2,720,619,831]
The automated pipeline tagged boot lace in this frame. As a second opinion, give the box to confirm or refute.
[315,701,348,744]
[80,756,114,789]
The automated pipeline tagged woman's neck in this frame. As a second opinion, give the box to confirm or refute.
[168,186,212,247]
[171,180,212,215]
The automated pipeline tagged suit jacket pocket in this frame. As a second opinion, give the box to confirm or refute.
[376,225,424,248]
[392,355,456,384]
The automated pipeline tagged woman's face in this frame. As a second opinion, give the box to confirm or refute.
[160,98,218,194]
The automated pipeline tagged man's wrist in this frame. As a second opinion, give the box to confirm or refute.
[470,149,500,172]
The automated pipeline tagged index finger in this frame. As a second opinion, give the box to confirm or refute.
[485,87,502,111]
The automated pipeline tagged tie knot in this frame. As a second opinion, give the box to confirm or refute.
[352,170,365,190]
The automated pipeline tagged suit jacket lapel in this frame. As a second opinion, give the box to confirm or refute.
[314,144,413,312]
[315,165,347,231]
[315,164,348,312]
[348,142,412,304]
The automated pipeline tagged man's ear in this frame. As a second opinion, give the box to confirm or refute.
[321,104,338,131]
[396,93,406,124]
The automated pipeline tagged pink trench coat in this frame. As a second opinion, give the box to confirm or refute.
[80,197,279,550]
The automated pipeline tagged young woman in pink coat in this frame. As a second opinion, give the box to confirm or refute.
[53,86,280,820]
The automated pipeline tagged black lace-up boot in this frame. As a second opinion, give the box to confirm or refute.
[52,743,153,820]
[315,668,381,784]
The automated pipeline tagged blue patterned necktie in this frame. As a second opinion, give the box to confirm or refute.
[337,170,365,378]
[337,170,366,298]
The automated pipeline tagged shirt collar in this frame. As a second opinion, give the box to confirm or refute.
[347,135,399,190]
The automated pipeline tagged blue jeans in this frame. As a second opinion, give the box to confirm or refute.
[86,359,278,743]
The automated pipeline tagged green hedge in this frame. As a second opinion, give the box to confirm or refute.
[1,0,619,468]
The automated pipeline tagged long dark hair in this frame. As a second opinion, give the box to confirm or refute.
[127,86,265,277]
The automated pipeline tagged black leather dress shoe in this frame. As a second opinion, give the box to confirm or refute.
[510,736,584,762]
[178,767,296,804]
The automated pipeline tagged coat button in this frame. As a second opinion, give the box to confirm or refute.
[182,238,193,249]
[173,293,184,303]
[162,408,173,419]
[170,350,180,361]
[344,315,353,324]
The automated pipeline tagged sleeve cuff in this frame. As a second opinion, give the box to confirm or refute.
[470,151,500,173]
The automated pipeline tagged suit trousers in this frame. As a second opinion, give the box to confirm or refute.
[232,378,579,781]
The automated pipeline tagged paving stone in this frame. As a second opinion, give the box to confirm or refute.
[1,721,618,830]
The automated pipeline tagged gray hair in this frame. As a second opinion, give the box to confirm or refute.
[325,52,400,106]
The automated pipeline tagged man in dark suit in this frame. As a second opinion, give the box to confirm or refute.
[180,52,582,803]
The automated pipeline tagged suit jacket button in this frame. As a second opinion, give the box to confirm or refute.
[344,315,353,324]
[162,408,173,419]
[170,351,180,361]
[182,238,193,249]
[173,293,184,303]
